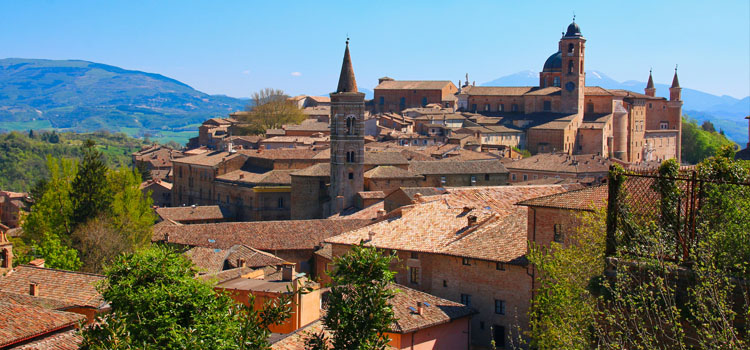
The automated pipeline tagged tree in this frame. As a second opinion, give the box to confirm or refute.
[308,244,398,350]
[237,88,306,135]
[701,120,716,133]
[71,140,112,226]
[107,167,156,249]
[681,117,736,164]
[71,216,131,273]
[81,245,297,349]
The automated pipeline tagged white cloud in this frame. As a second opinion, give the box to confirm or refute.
[291,72,302,77]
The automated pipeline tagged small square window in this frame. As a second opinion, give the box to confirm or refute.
[484,174,490,181]
[443,280,447,287]
[462,258,471,266]
[496,262,505,271]
[460,293,471,306]
[495,299,505,315]
[411,252,418,259]
[348,172,354,179]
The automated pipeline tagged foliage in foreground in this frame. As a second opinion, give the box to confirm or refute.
[681,116,736,165]
[306,244,398,350]
[18,141,155,272]
[526,150,750,349]
[81,245,297,350]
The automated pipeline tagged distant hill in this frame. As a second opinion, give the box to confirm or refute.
[0,58,248,144]
[482,70,749,145]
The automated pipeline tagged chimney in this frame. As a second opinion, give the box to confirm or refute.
[29,282,39,296]
[461,206,474,214]
[237,258,246,268]
[376,209,386,220]
[164,232,170,243]
[28,259,45,268]
[412,193,422,204]
[282,263,295,282]
[417,301,424,315]
[239,173,245,180]
[467,215,478,226]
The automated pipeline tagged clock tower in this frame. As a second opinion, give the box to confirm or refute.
[559,19,586,116]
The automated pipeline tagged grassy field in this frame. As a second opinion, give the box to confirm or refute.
[0,120,54,131]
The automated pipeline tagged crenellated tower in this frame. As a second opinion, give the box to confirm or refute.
[329,39,365,214]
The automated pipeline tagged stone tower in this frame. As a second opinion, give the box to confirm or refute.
[559,19,586,116]
[329,40,365,214]
[645,69,656,97]
[668,67,683,162]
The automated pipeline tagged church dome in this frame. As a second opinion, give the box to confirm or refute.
[565,21,582,37]
[543,51,562,72]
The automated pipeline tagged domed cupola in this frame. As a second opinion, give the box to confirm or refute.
[543,51,562,72]
[564,20,582,37]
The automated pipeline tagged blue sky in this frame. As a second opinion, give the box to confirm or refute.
[1,0,748,99]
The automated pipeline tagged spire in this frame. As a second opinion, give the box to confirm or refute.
[336,38,358,93]
[646,69,654,89]
[671,65,680,88]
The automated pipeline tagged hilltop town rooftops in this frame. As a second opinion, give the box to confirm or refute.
[504,153,610,174]
[517,184,608,212]
[241,148,325,160]
[172,150,245,167]
[185,244,288,274]
[290,163,330,177]
[375,80,454,90]
[153,219,373,251]
[0,266,105,309]
[9,328,82,350]
[0,301,85,348]
[364,166,422,179]
[326,185,578,263]
[0,291,71,310]
[283,120,329,132]
[408,160,507,175]
[156,205,232,223]
[216,169,295,186]
[460,86,536,96]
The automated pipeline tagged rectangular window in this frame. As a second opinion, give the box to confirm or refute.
[411,251,418,259]
[440,176,446,185]
[522,174,528,181]
[409,266,419,285]
[443,280,447,287]
[470,175,477,185]
[493,325,506,348]
[348,172,354,179]
[495,300,506,314]
[462,257,471,266]
[511,104,518,112]
[379,96,384,105]
[554,224,564,243]
[499,104,504,111]
[496,262,505,271]
[460,293,471,306]
[543,101,551,111]
[511,174,517,181]
[660,122,669,129]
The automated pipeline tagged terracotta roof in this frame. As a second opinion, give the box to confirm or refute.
[583,86,614,96]
[216,169,294,186]
[364,166,422,179]
[185,245,288,274]
[153,219,373,251]
[510,177,581,186]
[240,148,322,160]
[197,266,258,284]
[0,302,84,348]
[504,153,610,174]
[388,284,476,333]
[156,205,231,223]
[284,120,329,132]
[172,151,245,167]
[375,80,454,90]
[608,89,664,100]
[140,179,172,191]
[461,86,535,96]
[291,163,330,177]
[10,328,82,350]
[313,244,333,260]
[523,87,561,96]
[528,113,578,130]
[0,291,71,310]
[517,184,608,211]
[329,201,386,221]
[408,160,508,175]
[270,320,329,350]
[0,266,104,309]
[327,185,579,263]
[581,113,613,129]
[364,152,410,166]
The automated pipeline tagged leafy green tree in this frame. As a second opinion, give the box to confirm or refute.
[71,140,112,226]
[81,245,296,349]
[107,167,156,249]
[237,88,306,135]
[308,244,398,350]
[681,117,736,164]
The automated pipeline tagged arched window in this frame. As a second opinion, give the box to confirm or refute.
[568,60,574,74]
[568,43,574,54]
[346,116,353,135]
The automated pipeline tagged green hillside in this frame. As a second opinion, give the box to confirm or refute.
[0,130,151,192]
[0,58,248,144]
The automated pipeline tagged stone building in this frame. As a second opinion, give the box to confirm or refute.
[504,152,610,183]
[455,20,682,163]
[324,185,581,347]
[0,191,30,229]
[374,79,458,113]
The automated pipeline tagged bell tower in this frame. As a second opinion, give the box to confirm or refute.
[559,18,586,116]
[329,39,365,214]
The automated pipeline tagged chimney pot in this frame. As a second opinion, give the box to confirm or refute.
[238,258,246,268]
[282,264,295,282]
[417,301,424,315]
[376,209,386,219]
[467,215,478,226]
[29,282,39,296]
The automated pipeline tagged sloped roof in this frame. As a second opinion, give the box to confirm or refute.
[408,160,508,175]
[156,205,231,223]
[0,291,71,310]
[388,284,476,333]
[11,328,82,350]
[375,80,454,90]
[216,169,294,186]
[291,163,331,177]
[517,184,608,211]
[0,302,84,348]
[461,86,535,96]
[0,266,105,309]
[327,185,578,263]
[185,245,288,274]
[172,151,244,167]
[504,153,610,174]
[364,166,422,179]
[364,151,410,166]
[153,219,373,251]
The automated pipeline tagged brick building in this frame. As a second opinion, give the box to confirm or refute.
[324,185,581,347]
[504,152,610,183]
[132,144,184,181]
[0,191,30,229]
[453,20,682,163]
[374,78,458,113]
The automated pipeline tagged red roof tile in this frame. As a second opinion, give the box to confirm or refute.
[0,302,84,348]
[0,266,104,309]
